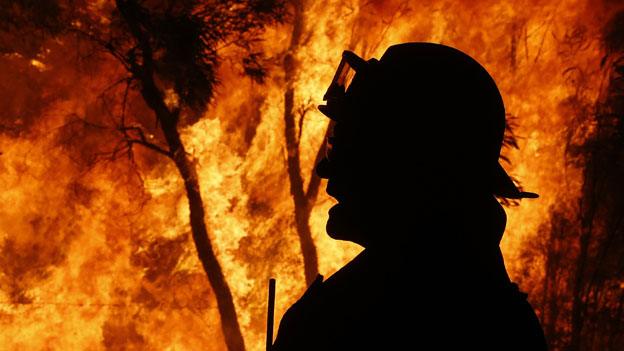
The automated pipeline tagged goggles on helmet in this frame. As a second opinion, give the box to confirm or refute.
[319,51,377,121]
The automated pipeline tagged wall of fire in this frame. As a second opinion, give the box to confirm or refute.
[0,0,622,350]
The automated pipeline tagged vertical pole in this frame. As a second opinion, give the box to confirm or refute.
[266,278,276,351]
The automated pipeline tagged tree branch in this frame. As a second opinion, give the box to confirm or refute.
[68,27,132,72]
[126,138,172,158]
[305,123,331,203]
[118,125,172,158]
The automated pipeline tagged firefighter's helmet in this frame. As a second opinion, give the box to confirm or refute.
[317,42,537,199]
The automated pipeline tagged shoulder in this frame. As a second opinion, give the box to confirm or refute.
[272,251,387,350]
[271,274,324,351]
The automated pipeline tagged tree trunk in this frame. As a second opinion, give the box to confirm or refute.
[283,0,320,286]
[114,2,247,349]
[541,223,557,344]
[569,230,590,351]
[164,124,247,351]
[569,162,598,351]
[132,55,247,351]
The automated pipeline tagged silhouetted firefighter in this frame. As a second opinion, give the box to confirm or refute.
[271,43,548,350]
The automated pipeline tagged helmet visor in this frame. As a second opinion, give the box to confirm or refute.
[323,54,357,101]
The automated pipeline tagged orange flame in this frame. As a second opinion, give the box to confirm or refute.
[0,0,614,350]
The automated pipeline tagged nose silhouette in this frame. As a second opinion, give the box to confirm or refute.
[315,157,332,179]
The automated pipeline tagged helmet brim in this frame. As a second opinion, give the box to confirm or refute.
[493,163,538,199]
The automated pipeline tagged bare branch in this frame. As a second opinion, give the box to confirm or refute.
[68,27,132,71]
[305,123,331,203]
[296,97,315,143]
[117,125,172,158]
[126,138,172,158]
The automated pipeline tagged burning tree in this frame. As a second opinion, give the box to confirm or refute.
[0,1,285,351]
[282,0,324,286]
[566,12,624,350]
[279,0,409,285]
[519,9,624,351]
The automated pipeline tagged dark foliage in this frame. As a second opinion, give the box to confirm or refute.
[525,10,624,351]
[102,0,285,116]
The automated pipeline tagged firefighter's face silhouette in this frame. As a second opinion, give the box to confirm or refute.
[321,122,368,245]
[315,54,379,246]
